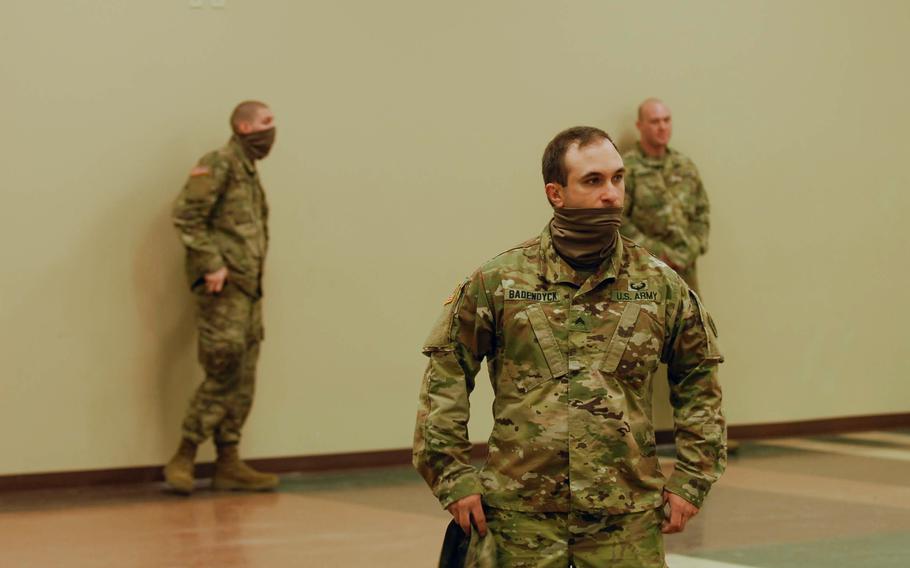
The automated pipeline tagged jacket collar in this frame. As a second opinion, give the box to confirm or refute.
[539,223,623,294]
[634,142,675,168]
[229,135,257,175]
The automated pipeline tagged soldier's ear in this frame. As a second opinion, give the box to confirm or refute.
[545,183,564,208]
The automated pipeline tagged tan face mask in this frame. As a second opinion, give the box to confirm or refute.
[549,207,623,269]
[238,127,276,160]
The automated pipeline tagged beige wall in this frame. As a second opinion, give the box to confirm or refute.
[2,1,908,475]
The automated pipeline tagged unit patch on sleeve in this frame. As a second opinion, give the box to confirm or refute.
[443,284,459,305]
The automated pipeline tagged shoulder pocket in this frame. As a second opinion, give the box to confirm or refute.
[690,291,723,362]
[422,280,469,353]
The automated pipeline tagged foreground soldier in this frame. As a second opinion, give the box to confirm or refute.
[414,126,726,566]
[164,101,278,494]
[620,99,710,292]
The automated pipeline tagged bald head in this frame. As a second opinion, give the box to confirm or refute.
[230,100,270,134]
[635,98,672,157]
[637,98,669,121]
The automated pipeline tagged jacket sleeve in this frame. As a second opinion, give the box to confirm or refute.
[665,171,711,269]
[413,271,496,509]
[661,282,726,508]
[172,152,230,280]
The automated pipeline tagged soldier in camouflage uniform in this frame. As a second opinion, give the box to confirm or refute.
[414,127,726,567]
[620,99,709,293]
[163,101,279,494]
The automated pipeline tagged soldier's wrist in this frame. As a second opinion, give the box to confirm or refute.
[437,475,484,509]
[201,255,226,274]
[664,475,708,509]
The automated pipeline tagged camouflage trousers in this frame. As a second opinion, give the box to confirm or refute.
[483,506,667,568]
[181,282,263,445]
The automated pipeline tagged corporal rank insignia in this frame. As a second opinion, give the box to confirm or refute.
[505,288,560,302]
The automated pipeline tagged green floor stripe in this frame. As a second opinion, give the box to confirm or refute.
[694,531,910,568]
[277,465,423,493]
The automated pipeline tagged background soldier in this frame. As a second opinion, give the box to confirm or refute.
[620,98,709,293]
[621,99,738,453]
[414,126,726,566]
[164,101,278,494]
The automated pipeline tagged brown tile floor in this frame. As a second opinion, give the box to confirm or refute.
[2,430,909,567]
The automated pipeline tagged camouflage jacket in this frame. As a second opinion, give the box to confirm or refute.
[620,144,710,271]
[173,136,269,298]
[413,225,726,514]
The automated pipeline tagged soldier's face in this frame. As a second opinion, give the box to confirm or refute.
[637,103,672,148]
[546,139,625,209]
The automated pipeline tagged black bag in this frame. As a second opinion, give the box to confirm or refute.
[438,519,470,567]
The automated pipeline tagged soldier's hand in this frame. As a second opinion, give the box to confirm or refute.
[204,267,229,294]
[661,490,698,534]
[447,494,487,537]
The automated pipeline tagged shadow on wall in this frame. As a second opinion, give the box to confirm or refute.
[2,165,198,470]
[615,123,638,155]
[132,174,198,457]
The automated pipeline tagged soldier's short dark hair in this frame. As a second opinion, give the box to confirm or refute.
[542,126,615,186]
[230,100,269,132]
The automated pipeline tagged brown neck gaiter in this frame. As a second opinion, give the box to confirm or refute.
[236,127,276,161]
[549,207,623,270]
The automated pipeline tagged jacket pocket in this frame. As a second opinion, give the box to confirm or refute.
[691,291,723,363]
[595,302,642,374]
[525,304,568,380]
[422,280,469,354]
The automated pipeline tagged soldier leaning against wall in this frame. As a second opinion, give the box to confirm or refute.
[164,100,278,494]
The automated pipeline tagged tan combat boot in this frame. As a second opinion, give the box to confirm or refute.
[212,443,279,491]
[163,438,198,495]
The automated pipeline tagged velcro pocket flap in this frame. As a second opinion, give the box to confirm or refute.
[691,291,723,362]
[526,304,567,379]
[595,302,642,373]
